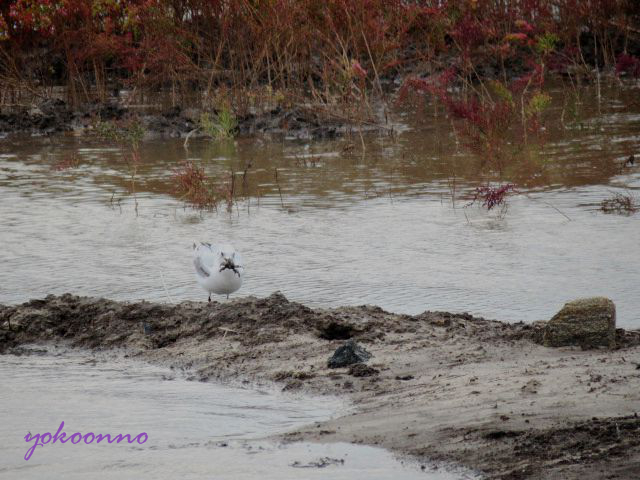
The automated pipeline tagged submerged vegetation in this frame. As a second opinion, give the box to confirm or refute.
[600,192,638,214]
[199,108,237,141]
[94,118,145,214]
[468,183,518,211]
[172,161,235,211]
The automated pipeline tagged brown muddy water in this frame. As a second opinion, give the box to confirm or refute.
[0,83,638,326]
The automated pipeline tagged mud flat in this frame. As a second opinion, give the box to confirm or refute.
[2,293,640,479]
[0,99,367,139]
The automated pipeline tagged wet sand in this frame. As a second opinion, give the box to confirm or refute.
[2,293,640,479]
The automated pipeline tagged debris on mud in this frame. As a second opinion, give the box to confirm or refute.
[348,363,379,377]
[290,456,345,468]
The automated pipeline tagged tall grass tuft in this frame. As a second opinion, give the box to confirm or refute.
[200,108,237,141]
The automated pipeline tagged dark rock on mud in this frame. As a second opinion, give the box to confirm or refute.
[543,297,616,349]
[327,339,372,368]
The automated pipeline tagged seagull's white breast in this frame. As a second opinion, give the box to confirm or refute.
[193,243,244,296]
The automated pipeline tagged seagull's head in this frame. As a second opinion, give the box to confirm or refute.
[217,245,235,263]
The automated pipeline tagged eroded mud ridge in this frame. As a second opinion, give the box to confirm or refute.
[2,293,640,479]
[0,101,360,139]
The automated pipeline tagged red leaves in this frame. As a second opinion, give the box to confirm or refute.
[172,161,214,208]
[451,14,487,52]
[504,32,529,43]
[0,0,636,110]
[351,60,367,79]
[514,19,535,33]
[172,161,234,210]
[616,54,640,78]
[471,184,517,210]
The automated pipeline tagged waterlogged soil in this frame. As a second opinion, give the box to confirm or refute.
[2,294,640,479]
[0,99,361,140]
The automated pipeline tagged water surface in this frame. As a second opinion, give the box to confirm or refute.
[0,348,477,479]
[0,82,638,326]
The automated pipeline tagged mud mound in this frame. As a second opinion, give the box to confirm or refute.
[0,292,413,352]
[3,293,640,479]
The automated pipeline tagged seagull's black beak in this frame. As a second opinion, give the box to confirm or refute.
[219,258,240,276]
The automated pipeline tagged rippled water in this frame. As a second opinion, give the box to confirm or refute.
[0,349,477,479]
[0,82,638,327]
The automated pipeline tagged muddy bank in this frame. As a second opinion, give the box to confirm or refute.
[0,99,366,140]
[2,293,640,479]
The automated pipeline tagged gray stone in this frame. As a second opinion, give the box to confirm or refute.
[543,297,616,349]
[327,340,372,368]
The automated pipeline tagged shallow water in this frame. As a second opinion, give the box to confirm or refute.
[0,82,639,326]
[0,349,477,479]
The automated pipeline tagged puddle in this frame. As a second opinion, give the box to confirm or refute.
[0,348,479,479]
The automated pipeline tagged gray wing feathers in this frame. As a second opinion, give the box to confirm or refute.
[193,243,215,278]
[194,256,210,277]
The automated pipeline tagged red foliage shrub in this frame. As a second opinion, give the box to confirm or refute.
[172,161,216,208]
[470,183,517,210]
[0,0,637,108]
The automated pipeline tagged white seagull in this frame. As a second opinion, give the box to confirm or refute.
[193,242,244,301]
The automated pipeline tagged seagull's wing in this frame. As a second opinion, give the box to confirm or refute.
[193,243,217,278]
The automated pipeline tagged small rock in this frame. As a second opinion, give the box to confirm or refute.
[543,297,616,349]
[327,339,371,368]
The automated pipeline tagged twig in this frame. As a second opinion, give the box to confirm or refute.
[523,193,572,221]
[274,168,285,208]
[159,271,175,304]
[183,128,199,150]
[219,327,237,339]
